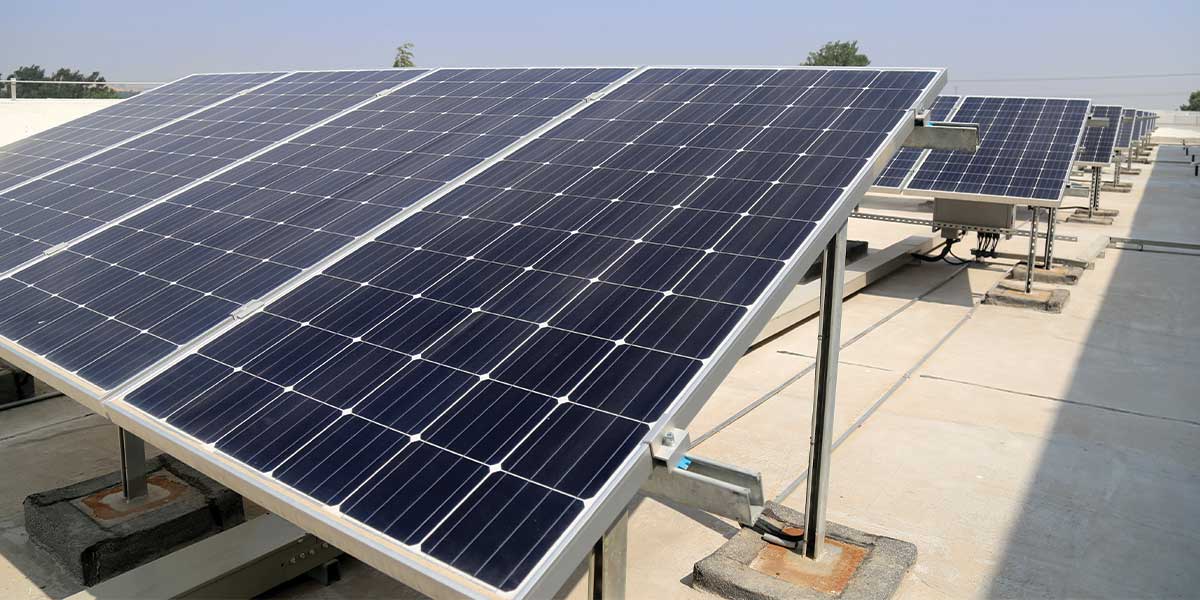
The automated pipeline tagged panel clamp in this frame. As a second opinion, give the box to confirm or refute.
[43,243,71,256]
[231,300,265,319]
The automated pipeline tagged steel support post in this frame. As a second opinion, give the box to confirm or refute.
[801,224,847,561]
[1043,208,1056,269]
[1025,207,1038,294]
[588,509,628,600]
[1112,157,1122,186]
[1089,166,1102,217]
[119,428,148,501]
[7,78,14,100]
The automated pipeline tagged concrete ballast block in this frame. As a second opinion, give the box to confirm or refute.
[23,454,244,586]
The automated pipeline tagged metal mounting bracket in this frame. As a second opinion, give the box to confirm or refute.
[640,450,764,527]
[903,116,979,152]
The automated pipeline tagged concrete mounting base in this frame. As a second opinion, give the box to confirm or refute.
[1074,207,1120,217]
[1066,213,1115,226]
[1120,167,1141,175]
[1101,183,1131,193]
[1008,262,1083,286]
[24,454,244,586]
[692,502,916,600]
[983,280,1069,313]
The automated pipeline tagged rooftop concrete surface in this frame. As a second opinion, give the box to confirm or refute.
[0,100,121,147]
[1,104,1198,600]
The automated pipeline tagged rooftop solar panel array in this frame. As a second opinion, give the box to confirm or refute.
[1115,108,1136,150]
[0,73,286,192]
[97,66,942,596]
[907,96,1090,204]
[0,70,427,274]
[1076,104,1122,165]
[0,68,636,391]
[874,94,960,188]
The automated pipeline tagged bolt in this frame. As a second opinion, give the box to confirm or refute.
[663,432,676,445]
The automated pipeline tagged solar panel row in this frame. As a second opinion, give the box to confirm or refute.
[112,66,940,594]
[874,94,960,188]
[0,68,637,390]
[0,72,287,193]
[1076,104,1122,165]
[0,70,429,275]
[908,96,1090,203]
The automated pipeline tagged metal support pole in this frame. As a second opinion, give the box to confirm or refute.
[1025,207,1038,294]
[801,224,846,561]
[1043,208,1056,269]
[588,509,628,600]
[119,428,148,501]
[7,78,14,100]
[1112,157,1121,186]
[1090,166,1102,218]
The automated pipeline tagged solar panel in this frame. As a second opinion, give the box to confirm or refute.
[1115,108,1136,150]
[97,66,942,598]
[0,70,428,274]
[874,94,960,188]
[1076,104,1122,165]
[907,96,1090,206]
[0,67,633,392]
[0,73,285,193]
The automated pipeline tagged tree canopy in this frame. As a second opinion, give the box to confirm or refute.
[1181,90,1200,111]
[393,43,416,68]
[803,40,870,67]
[4,65,118,98]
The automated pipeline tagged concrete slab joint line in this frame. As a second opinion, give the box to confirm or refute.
[23,454,244,586]
[692,502,915,600]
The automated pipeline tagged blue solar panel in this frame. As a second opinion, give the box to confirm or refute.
[874,94,960,188]
[1115,108,1136,150]
[0,69,432,385]
[0,73,285,193]
[908,96,1090,203]
[119,66,940,595]
[1077,105,1122,165]
[0,70,425,274]
[0,68,631,391]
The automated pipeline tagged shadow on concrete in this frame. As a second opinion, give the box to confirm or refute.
[985,145,1200,598]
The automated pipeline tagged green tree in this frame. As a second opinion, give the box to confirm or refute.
[1181,90,1200,111]
[4,64,118,99]
[803,40,870,67]
[393,43,416,68]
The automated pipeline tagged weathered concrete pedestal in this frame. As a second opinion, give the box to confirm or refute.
[1008,262,1083,286]
[24,454,244,586]
[1066,213,1114,225]
[983,279,1069,313]
[692,502,915,600]
[1101,183,1131,193]
[1075,207,1120,217]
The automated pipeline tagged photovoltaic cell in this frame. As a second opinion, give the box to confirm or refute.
[874,94,959,188]
[0,68,632,391]
[0,73,285,193]
[122,66,940,594]
[1076,105,1122,165]
[908,96,1090,202]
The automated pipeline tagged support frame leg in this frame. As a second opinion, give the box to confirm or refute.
[1025,207,1038,294]
[588,509,628,600]
[119,427,148,501]
[801,224,847,561]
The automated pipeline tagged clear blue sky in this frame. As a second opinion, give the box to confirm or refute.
[5,0,1198,108]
